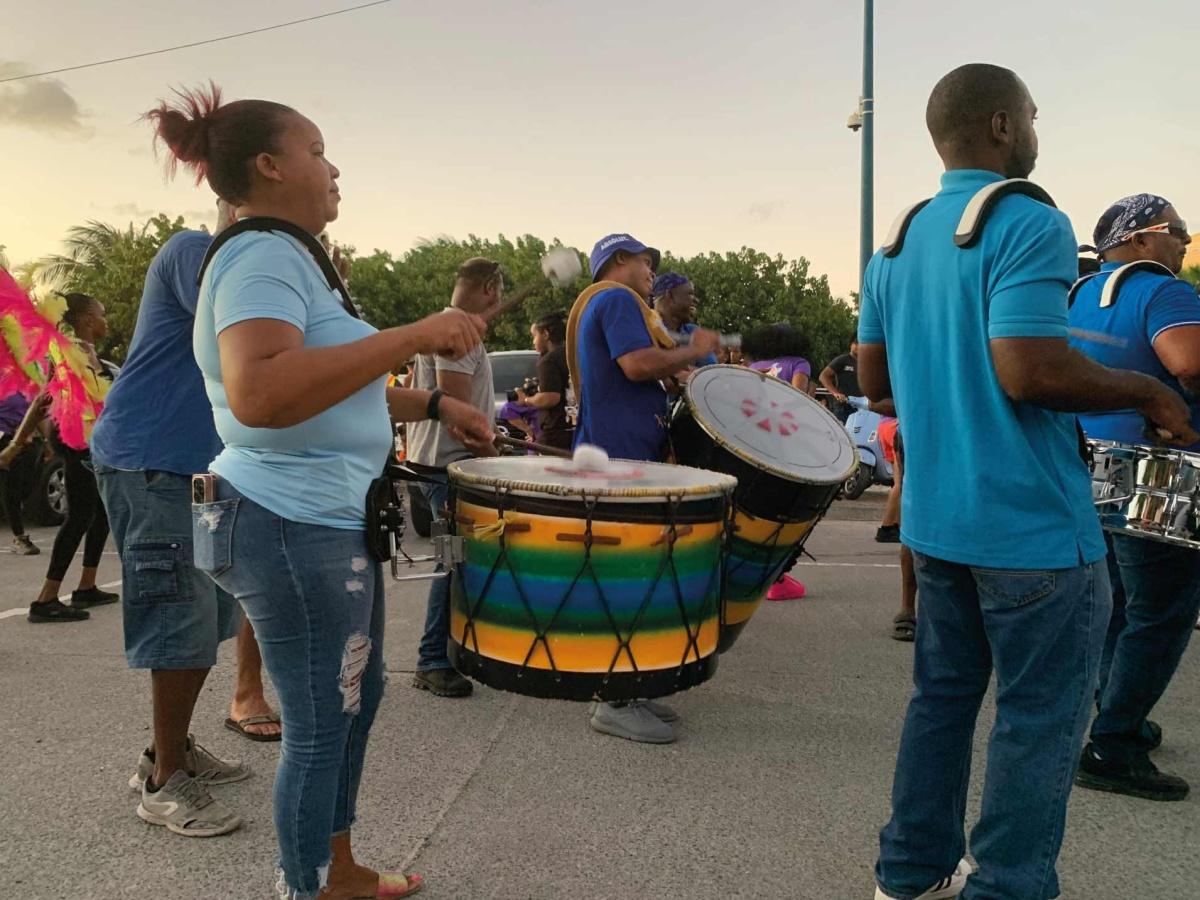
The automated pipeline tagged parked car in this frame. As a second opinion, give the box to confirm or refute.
[488,350,540,418]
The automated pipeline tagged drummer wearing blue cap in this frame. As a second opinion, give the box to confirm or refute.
[565,233,720,744]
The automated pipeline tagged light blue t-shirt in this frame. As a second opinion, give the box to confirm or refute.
[194,231,392,529]
[92,230,224,475]
[858,169,1106,569]
[1069,264,1200,450]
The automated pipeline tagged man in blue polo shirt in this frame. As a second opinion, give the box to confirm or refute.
[1068,195,1199,802]
[858,64,1194,900]
[569,233,718,744]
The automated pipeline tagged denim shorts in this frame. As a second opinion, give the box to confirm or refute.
[95,465,241,670]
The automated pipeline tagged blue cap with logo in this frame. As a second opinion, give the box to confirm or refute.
[588,233,661,282]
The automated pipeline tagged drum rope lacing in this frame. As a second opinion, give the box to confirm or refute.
[457,486,721,685]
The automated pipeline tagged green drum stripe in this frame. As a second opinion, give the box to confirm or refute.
[462,541,722,580]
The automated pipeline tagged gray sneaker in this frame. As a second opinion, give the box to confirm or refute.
[137,770,242,837]
[128,735,251,790]
[640,699,680,723]
[589,700,676,744]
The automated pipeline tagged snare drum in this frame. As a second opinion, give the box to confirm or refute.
[446,456,737,701]
[1088,440,1200,549]
[670,365,859,651]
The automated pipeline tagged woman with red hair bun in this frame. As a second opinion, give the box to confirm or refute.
[145,83,493,899]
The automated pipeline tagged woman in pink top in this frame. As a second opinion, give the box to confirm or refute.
[740,323,812,600]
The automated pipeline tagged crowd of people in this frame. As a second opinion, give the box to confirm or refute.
[1,60,1197,900]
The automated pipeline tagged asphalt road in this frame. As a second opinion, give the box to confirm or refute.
[0,488,1196,899]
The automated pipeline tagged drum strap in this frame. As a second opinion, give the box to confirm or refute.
[196,217,361,320]
[566,280,675,409]
[880,179,1056,259]
[1069,261,1177,309]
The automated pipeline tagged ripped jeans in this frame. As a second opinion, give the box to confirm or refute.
[193,482,385,899]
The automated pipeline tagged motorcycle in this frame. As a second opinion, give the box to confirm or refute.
[841,395,894,500]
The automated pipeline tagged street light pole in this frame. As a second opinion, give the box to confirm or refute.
[859,0,874,288]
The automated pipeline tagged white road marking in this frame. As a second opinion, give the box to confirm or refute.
[0,579,122,622]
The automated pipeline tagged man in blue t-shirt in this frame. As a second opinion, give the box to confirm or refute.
[858,65,1194,900]
[571,234,718,745]
[1068,194,1200,802]
[92,202,281,835]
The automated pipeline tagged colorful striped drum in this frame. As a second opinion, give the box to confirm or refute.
[446,457,736,701]
[671,365,859,651]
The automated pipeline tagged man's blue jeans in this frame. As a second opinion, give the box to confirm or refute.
[416,473,452,672]
[193,485,385,899]
[1092,533,1200,762]
[876,553,1110,900]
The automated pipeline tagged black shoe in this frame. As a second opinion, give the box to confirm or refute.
[412,668,473,698]
[1075,743,1189,801]
[28,598,90,623]
[875,524,901,543]
[70,587,120,608]
[1142,719,1163,751]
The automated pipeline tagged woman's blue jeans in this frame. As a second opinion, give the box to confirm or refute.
[194,485,385,899]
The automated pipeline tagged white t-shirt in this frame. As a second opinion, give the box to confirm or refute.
[407,317,494,468]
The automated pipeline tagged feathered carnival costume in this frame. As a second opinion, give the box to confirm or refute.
[0,268,109,450]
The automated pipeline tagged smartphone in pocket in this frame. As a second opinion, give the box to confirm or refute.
[192,473,216,504]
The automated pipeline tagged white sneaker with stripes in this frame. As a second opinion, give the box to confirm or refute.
[874,857,972,899]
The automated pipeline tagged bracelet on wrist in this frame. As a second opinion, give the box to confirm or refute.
[426,388,445,421]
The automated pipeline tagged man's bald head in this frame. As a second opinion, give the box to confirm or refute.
[925,64,1039,178]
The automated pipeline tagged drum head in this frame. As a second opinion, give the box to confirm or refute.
[683,365,857,484]
[448,456,736,500]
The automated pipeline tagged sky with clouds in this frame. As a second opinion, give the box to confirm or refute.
[2,0,1197,298]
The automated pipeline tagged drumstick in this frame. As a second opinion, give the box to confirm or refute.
[495,434,572,458]
[482,285,539,323]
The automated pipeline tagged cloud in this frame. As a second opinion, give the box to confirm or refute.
[0,62,90,134]
[748,201,786,222]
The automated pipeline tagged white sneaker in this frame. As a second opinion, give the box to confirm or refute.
[874,857,971,899]
[137,770,242,837]
[589,701,676,744]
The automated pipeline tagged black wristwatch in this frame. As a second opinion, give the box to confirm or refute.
[426,388,445,421]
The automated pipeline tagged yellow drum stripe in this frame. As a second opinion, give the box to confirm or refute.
[451,611,719,671]
[731,508,815,544]
[457,500,725,549]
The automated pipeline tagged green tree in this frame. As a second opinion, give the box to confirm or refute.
[1181,265,1200,289]
[660,247,857,369]
[346,234,587,353]
[32,215,191,362]
[347,238,856,365]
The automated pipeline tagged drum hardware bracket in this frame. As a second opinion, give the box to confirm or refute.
[389,519,465,583]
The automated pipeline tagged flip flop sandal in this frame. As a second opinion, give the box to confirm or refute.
[369,872,423,898]
[891,615,916,643]
[224,714,282,743]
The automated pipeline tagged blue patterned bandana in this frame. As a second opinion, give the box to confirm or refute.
[1092,194,1171,253]
[651,272,689,297]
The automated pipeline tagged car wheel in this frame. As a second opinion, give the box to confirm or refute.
[29,458,67,526]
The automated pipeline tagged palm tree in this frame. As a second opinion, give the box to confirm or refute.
[31,220,147,291]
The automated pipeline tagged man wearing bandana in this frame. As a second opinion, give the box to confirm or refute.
[1069,194,1199,801]
[651,272,719,367]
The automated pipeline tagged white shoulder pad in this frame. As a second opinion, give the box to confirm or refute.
[881,199,932,258]
[954,179,1057,249]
